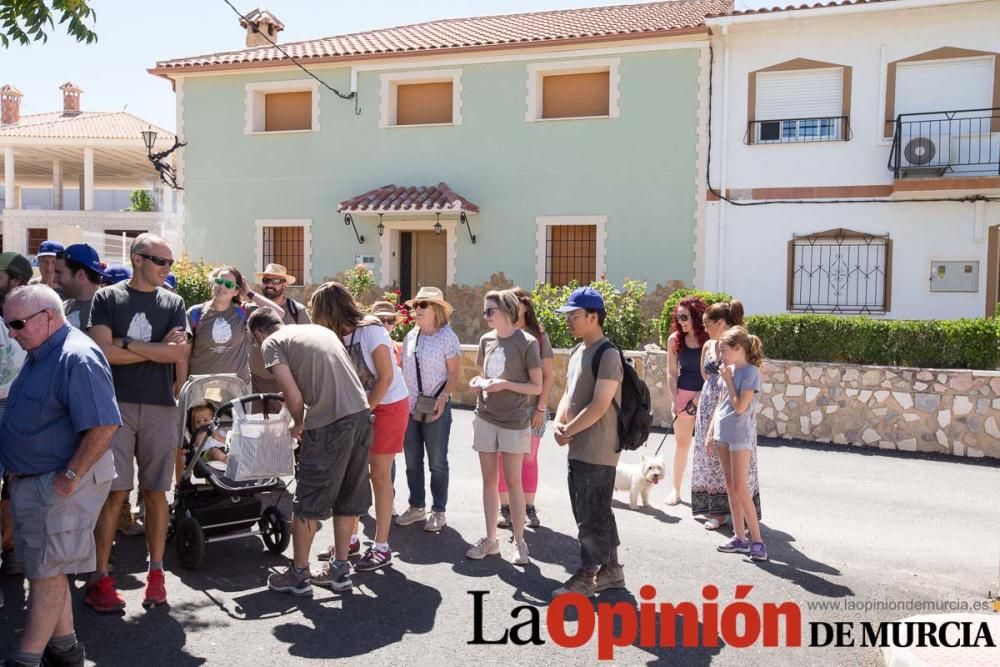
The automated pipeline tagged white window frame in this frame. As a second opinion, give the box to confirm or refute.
[534,215,607,285]
[379,69,463,129]
[753,67,844,144]
[525,58,621,123]
[244,79,321,135]
[255,218,313,284]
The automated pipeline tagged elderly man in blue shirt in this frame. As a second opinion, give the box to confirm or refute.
[0,285,121,667]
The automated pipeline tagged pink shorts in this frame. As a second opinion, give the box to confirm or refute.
[371,398,409,455]
[674,389,700,415]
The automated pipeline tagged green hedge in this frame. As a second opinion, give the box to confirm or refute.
[746,314,1000,370]
[534,280,649,350]
[659,289,733,346]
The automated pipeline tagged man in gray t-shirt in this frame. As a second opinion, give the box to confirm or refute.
[56,243,107,332]
[551,287,625,600]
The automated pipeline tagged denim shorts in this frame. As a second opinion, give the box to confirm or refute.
[716,440,753,452]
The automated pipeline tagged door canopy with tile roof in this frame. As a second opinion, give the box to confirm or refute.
[338,183,480,214]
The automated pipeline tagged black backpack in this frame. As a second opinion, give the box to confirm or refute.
[586,340,653,452]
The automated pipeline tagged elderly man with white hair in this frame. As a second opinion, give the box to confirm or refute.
[0,285,121,667]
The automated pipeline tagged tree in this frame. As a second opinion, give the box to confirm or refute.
[0,0,97,47]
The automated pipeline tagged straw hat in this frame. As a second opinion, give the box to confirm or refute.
[255,263,296,284]
[370,300,402,324]
[405,286,453,317]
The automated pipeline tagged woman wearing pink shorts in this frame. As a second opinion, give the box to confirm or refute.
[665,296,709,506]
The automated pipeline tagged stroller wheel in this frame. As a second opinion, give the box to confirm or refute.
[176,516,205,570]
[260,506,291,554]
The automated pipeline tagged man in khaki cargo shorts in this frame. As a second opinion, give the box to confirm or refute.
[0,285,121,667]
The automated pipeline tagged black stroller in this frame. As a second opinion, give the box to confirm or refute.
[171,374,292,570]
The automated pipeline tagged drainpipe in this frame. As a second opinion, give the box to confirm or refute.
[716,23,731,292]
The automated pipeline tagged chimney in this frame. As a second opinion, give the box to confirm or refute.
[59,81,83,115]
[1,85,23,126]
[240,7,284,48]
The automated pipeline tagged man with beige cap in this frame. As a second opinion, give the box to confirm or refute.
[248,264,310,395]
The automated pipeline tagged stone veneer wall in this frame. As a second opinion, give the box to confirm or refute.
[451,347,1000,460]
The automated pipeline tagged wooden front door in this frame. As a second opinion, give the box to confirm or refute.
[412,230,447,292]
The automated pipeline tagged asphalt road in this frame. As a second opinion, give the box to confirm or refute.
[2,406,997,666]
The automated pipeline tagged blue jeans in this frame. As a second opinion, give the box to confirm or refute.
[403,402,452,513]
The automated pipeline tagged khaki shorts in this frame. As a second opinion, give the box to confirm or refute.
[11,451,114,580]
[110,402,178,492]
[472,414,531,455]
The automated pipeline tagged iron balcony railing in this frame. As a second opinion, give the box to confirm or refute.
[888,107,1000,178]
[746,116,851,145]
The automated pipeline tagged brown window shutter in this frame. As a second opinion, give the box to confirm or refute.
[396,82,453,125]
[542,71,610,119]
[27,228,48,255]
[264,91,312,132]
[263,226,304,284]
[546,225,597,286]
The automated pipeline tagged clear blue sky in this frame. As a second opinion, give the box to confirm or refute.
[2,0,666,133]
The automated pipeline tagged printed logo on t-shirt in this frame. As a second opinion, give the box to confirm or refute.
[485,345,506,379]
[126,312,153,342]
[209,317,233,353]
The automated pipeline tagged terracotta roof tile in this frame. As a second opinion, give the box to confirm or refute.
[0,111,175,141]
[338,183,480,214]
[154,0,730,72]
[713,0,896,18]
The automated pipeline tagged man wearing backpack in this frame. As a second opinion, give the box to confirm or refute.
[551,286,627,598]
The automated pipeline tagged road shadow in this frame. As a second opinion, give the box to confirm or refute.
[757,435,1000,469]
[612,499,682,525]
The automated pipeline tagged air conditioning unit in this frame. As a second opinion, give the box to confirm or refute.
[899,131,950,175]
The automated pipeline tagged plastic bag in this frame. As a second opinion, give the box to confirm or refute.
[224,400,296,481]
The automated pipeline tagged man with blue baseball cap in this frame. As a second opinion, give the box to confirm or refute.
[102,265,132,286]
[54,244,108,331]
[31,240,65,297]
[551,286,625,599]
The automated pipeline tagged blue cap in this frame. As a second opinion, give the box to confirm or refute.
[37,240,65,257]
[62,243,108,278]
[556,286,605,313]
[163,273,177,290]
[103,264,132,285]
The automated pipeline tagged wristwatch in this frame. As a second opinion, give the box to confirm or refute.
[63,467,79,481]
[122,336,132,351]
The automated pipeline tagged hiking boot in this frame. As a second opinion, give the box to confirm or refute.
[317,539,361,562]
[355,546,392,572]
[424,511,446,532]
[268,566,312,596]
[496,504,511,529]
[595,563,626,592]
[41,641,86,667]
[717,536,751,554]
[525,505,541,528]
[465,537,500,560]
[749,541,769,562]
[83,575,126,613]
[511,539,531,566]
[551,570,596,598]
[142,569,167,608]
[313,560,352,592]
[394,506,427,526]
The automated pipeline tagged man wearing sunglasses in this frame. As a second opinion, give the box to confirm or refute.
[0,253,30,583]
[85,233,188,613]
[248,264,310,395]
[0,284,120,667]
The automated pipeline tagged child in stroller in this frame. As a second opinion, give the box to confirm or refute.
[187,403,229,464]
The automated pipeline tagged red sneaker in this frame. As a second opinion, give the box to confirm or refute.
[83,575,126,613]
[142,569,167,608]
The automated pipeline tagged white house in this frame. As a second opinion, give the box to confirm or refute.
[0,82,179,260]
[700,0,1000,319]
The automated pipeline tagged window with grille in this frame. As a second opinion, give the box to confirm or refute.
[752,67,848,144]
[27,228,48,255]
[788,229,892,313]
[264,91,312,132]
[261,226,304,285]
[542,71,610,119]
[396,82,453,125]
[546,224,597,286]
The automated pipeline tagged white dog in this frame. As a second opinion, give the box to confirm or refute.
[614,453,666,509]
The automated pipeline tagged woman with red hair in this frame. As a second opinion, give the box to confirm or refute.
[665,296,710,505]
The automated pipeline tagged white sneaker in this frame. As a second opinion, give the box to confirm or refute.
[424,511,447,532]
[466,537,500,560]
[395,506,427,526]
[512,539,531,566]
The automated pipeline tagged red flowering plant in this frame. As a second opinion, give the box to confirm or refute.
[384,290,415,342]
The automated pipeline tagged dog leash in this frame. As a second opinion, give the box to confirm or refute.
[654,399,697,456]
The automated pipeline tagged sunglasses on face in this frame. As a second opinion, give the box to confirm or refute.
[262,278,285,286]
[564,311,585,323]
[138,253,174,268]
[379,317,397,326]
[483,307,498,318]
[214,277,236,290]
[414,301,431,310]
[676,314,690,322]
[6,309,48,331]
